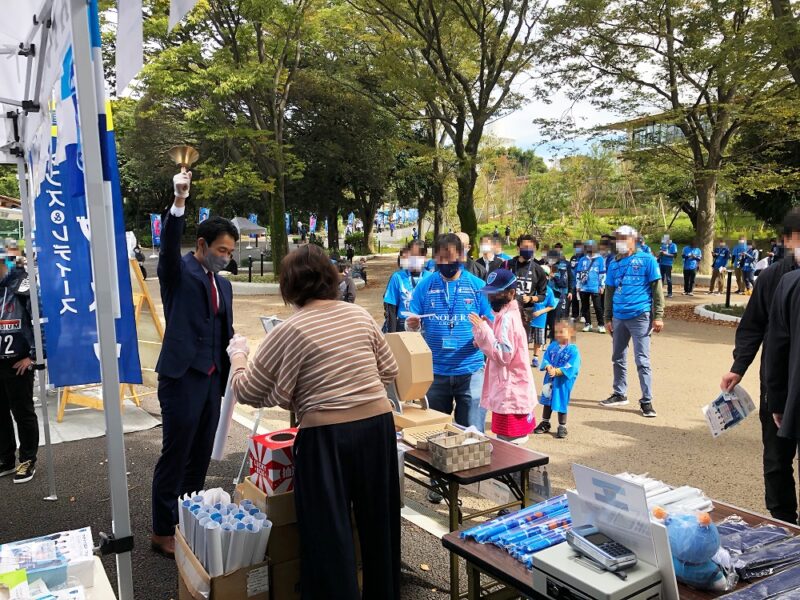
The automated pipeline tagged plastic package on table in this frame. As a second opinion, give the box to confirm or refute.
[733,536,800,580]
[719,564,800,598]
[717,515,791,555]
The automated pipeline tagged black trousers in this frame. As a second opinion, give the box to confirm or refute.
[660,265,673,296]
[0,363,37,465]
[570,293,580,320]
[294,413,400,600]
[151,368,221,536]
[761,391,800,524]
[579,292,604,327]
[683,269,696,294]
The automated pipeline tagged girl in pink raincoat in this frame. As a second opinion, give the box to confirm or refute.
[469,269,537,444]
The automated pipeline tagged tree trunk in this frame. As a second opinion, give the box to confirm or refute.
[360,204,376,254]
[432,179,445,240]
[694,174,717,274]
[268,172,289,275]
[327,208,339,251]
[456,163,479,256]
[678,200,698,230]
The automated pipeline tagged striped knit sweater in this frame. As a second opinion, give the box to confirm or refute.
[231,300,399,427]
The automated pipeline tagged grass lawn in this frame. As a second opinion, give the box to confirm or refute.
[226,274,276,283]
[705,303,746,318]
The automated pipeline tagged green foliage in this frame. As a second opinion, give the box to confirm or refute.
[344,232,366,254]
[0,166,19,198]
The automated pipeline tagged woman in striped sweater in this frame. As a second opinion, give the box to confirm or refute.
[227,244,400,600]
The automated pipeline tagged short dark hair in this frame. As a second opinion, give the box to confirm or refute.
[434,233,462,256]
[279,244,340,307]
[516,234,537,248]
[573,240,583,246]
[197,216,239,246]
[337,262,351,274]
[408,239,426,255]
[554,242,563,249]
[783,208,800,236]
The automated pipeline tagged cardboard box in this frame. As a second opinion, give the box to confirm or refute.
[384,332,433,402]
[175,529,270,600]
[268,524,301,565]
[242,477,297,527]
[270,560,301,600]
[249,429,298,495]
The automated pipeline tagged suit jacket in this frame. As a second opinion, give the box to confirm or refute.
[476,256,504,280]
[155,211,234,391]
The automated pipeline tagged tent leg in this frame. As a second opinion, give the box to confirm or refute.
[70,1,134,598]
[16,157,57,502]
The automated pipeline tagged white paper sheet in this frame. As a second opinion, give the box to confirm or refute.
[212,372,237,461]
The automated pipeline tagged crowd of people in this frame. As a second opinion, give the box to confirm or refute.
[16,167,791,600]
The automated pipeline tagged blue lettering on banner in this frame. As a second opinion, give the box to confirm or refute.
[32,47,141,387]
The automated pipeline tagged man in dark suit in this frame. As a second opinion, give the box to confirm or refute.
[150,171,238,557]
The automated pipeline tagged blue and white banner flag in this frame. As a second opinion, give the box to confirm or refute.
[31,7,141,387]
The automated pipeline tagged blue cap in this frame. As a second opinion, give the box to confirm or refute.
[481,268,517,294]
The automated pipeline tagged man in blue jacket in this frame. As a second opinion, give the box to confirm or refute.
[150,171,238,558]
[658,234,678,298]
[569,240,583,320]
[709,240,731,295]
[575,240,606,333]
[732,236,748,294]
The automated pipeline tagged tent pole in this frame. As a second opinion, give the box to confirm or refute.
[16,156,57,502]
[69,1,134,598]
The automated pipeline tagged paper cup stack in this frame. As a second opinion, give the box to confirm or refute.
[178,488,272,576]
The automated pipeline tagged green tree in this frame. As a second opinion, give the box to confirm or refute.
[547,0,793,271]
[354,0,547,252]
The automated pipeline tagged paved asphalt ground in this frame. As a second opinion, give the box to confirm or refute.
[4,398,458,599]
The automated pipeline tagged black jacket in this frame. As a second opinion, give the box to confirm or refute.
[475,256,504,281]
[156,212,234,391]
[505,256,548,306]
[465,259,487,281]
[0,268,36,360]
[731,255,796,392]
[766,268,800,439]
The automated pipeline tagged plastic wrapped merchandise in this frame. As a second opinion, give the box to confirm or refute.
[717,515,791,555]
[733,536,800,580]
[719,564,800,599]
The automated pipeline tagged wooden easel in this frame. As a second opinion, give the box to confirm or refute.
[56,259,164,422]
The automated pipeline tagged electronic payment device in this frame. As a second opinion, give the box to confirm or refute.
[384,332,451,429]
[566,524,638,572]
[533,542,662,600]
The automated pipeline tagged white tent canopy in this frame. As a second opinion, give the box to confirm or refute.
[231,215,267,235]
[2,2,137,599]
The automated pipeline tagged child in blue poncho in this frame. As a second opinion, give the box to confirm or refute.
[534,320,581,439]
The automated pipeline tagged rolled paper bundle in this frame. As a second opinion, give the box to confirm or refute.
[191,494,204,504]
[242,515,255,526]
[178,497,192,537]
[226,522,247,572]
[206,520,224,577]
[241,499,254,511]
[226,503,238,514]
[190,503,202,515]
[220,523,234,573]
[243,522,261,567]
[251,512,267,527]
[462,495,568,542]
[248,507,261,516]
[252,519,272,566]
[495,514,572,546]
[214,502,224,512]
[210,511,224,523]
[233,512,246,521]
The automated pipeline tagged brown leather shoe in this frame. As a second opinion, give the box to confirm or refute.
[150,534,175,559]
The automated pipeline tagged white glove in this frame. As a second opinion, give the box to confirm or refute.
[226,334,249,359]
[173,171,192,199]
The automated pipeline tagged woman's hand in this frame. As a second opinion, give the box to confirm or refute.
[226,334,250,360]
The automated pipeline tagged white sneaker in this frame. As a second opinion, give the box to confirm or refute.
[579,317,586,323]
[598,326,606,334]
[583,324,593,333]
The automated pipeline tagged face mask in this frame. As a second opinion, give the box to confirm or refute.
[574,247,583,254]
[662,237,669,244]
[201,243,229,273]
[438,262,460,279]
[586,249,594,256]
[520,249,534,260]
[547,257,557,265]
[490,297,511,312]
[399,257,410,270]
[615,240,628,254]
[480,244,492,254]
[408,256,425,272]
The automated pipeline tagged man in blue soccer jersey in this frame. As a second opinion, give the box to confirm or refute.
[407,233,493,503]
[602,226,665,418]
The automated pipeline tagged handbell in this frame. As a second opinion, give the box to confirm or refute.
[168,145,200,172]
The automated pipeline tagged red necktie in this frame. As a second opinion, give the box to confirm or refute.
[208,271,218,314]
[207,271,218,376]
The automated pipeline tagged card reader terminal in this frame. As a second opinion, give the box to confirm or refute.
[566,524,638,572]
